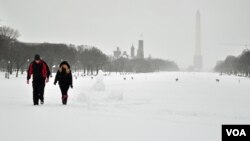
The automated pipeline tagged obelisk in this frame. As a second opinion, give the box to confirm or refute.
[193,10,203,70]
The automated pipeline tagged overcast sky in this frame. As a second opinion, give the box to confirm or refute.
[0,0,250,70]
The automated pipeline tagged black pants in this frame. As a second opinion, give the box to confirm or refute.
[59,85,69,96]
[32,80,45,105]
[59,85,70,104]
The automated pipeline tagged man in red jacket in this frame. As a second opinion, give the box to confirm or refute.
[27,54,51,105]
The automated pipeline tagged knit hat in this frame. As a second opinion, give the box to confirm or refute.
[34,54,41,60]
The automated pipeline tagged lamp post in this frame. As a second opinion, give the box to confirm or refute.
[8,60,10,71]
[247,67,250,77]
[8,40,16,75]
[5,61,10,79]
[53,65,56,71]
[26,59,30,72]
[77,60,80,76]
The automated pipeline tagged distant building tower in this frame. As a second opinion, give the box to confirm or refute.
[113,47,121,59]
[131,44,135,58]
[193,10,203,70]
[137,39,144,59]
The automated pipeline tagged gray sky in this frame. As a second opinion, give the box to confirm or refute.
[0,0,250,70]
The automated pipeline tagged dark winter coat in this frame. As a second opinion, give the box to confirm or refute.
[54,61,73,87]
[27,60,51,81]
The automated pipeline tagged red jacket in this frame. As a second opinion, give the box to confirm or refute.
[27,60,51,81]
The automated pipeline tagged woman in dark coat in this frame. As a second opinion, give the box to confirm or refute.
[54,61,73,105]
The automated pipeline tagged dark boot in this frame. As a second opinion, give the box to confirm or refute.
[39,96,44,104]
[40,98,44,104]
[33,99,39,105]
[33,96,39,105]
[62,95,68,105]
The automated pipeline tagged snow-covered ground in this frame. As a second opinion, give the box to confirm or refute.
[0,72,249,141]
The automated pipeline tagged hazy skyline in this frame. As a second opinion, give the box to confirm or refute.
[0,0,250,70]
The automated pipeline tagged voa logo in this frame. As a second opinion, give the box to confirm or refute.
[226,129,246,136]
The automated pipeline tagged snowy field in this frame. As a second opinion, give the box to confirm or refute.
[0,72,250,141]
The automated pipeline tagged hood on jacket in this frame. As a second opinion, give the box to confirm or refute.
[59,61,71,74]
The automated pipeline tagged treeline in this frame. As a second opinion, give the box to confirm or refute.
[214,49,250,76]
[107,57,179,73]
[0,25,179,77]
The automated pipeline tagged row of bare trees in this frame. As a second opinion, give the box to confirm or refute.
[214,49,250,76]
[106,57,179,73]
[0,25,179,77]
[0,26,20,76]
[0,25,109,77]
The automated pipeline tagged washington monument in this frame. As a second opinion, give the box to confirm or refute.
[193,10,203,70]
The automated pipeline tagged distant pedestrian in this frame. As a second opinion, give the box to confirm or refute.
[54,61,73,105]
[27,54,51,105]
[216,79,220,82]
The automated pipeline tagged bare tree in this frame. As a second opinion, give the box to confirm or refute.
[0,26,20,74]
[0,26,20,40]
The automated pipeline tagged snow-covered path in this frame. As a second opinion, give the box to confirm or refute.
[0,72,249,141]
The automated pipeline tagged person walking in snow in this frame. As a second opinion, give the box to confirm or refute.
[27,54,51,105]
[54,61,73,105]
